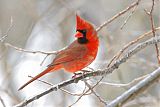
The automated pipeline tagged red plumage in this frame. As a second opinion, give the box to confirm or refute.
[18,15,99,90]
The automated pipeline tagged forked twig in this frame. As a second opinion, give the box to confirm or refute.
[107,27,160,67]
[144,0,160,64]
[84,81,107,105]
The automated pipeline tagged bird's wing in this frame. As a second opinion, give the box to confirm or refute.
[47,46,88,67]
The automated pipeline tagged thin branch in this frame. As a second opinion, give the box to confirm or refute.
[40,54,50,66]
[14,36,160,107]
[28,75,53,86]
[84,81,107,105]
[68,78,102,107]
[144,0,160,64]
[99,74,148,88]
[4,43,59,55]
[107,27,160,67]
[0,96,6,107]
[150,0,160,64]
[106,67,160,107]
[28,75,91,96]
[3,43,61,66]
[60,87,91,96]
[0,16,13,42]
[68,85,89,107]
[120,5,138,29]
[96,0,141,32]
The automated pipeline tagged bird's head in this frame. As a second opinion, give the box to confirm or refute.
[75,15,97,44]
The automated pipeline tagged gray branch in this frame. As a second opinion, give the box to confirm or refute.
[106,67,160,107]
[14,36,160,107]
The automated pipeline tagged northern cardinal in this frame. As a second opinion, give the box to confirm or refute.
[18,15,99,90]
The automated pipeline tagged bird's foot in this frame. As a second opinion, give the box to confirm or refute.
[72,70,93,78]
[72,72,83,78]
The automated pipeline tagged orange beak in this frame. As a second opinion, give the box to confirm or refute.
[75,31,83,38]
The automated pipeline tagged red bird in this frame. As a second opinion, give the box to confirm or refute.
[18,15,99,90]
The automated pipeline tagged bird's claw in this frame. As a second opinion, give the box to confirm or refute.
[72,72,83,78]
[72,70,92,78]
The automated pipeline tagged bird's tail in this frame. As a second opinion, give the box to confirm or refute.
[18,65,61,91]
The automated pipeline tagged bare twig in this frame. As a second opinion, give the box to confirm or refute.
[0,96,6,107]
[106,67,160,107]
[28,75,53,86]
[120,5,138,29]
[68,85,89,107]
[99,74,148,88]
[96,0,141,32]
[144,0,160,64]
[2,42,65,66]
[4,43,59,55]
[0,16,13,42]
[28,75,90,96]
[60,86,91,96]
[69,78,103,107]
[40,54,50,66]
[84,81,107,105]
[14,36,160,107]
[107,27,160,67]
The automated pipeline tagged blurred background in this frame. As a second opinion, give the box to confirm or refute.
[0,0,160,107]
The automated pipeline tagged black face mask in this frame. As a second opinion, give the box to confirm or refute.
[77,29,88,44]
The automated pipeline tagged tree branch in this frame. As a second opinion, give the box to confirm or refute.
[99,74,148,88]
[0,16,13,42]
[96,0,141,32]
[107,26,160,67]
[144,0,160,64]
[4,43,59,55]
[0,96,6,107]
[106,67,160,107]
[14,35,160,107]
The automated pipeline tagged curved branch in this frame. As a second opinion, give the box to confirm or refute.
[14,36,160,107]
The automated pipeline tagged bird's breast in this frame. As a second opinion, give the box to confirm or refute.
[63,39,99,73]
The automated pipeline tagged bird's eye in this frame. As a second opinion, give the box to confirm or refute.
[82,30,86,33]
[77,29,87,34]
